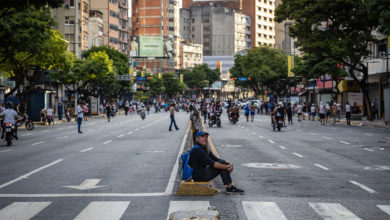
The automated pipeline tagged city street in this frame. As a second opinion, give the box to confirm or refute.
[0,110,389,219]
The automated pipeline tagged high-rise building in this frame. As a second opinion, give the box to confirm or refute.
[183,0,243,10]
[180,4,251,56]
[88,10,104,47]
[90,0,129,55]
[242,0,276,48]
[131,0,180,73]
[51,0,90,57]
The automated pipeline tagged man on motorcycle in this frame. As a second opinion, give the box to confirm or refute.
[272,102,285,127]
[1,102,19,140]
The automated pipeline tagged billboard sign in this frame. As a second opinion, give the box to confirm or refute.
[140,36,164,57]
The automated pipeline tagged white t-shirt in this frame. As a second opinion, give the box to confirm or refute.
[297,104,303,113]
[345,104,351,112]
[311,106,316,113]
[77,106,84,118]
[46,108,53,116]
[2,109,18,124]
[319,104,325,114]
[336,103,341,111]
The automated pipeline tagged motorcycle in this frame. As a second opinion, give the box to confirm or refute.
[4,122,16,146]
[16,114,34,130]
[208,112,221,128]
[65,109,71,122]
[230,112,239,124]
[141,111,146,120]
[272,116,283,131]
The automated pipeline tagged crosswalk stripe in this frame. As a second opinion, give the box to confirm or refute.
[0,202,51,220]
[309,203,362,220]
[242,201,287,220]
[377,205,390,216]
[74,201,130,220]
[167,201,210,220]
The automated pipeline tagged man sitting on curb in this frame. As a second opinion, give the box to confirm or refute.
[189,130,244,194]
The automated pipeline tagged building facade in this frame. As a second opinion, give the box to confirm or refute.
[88,10,104,47]
[242,0,276,48]
[179,41,203,69]
[51,0,89,57]
[180,4,251,56]
[131,0,180,73]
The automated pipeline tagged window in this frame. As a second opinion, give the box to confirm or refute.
[263,34,267,38]
[69,0,75,7]
[269,35,272,39]
[258,24,261,29]
[269,18,273,22]
[264,0,267,3]
[192,34,195,38]
[258,7,261,11]
[269,27,273,31]
[110,0,118,4]
[110,24,119,31]
[264,8,267,12]
[65,34,75,43]
[192,18,195,23]
[65,16,75,25]
[169,27,174,31]
[110,10,118,18]
[192,26,195,31]
[203,19,209,23]
[204,27,210,31]
[109,37,118,44]
[258,16,261,20]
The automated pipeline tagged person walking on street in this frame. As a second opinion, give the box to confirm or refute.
[319,101,325,126]
[169,103,179,131]
[310,104,316,121]
[250,103,256,122]
[46,105,53,125]
[77,103,83,133]
[106,104,111,122]
[372,99,379,120]
[83,104,89,121]
[201,102,208,123]
[345,102,351,126]
[244,104,250,122]
[297,102,303,122]
[286,103,293,125]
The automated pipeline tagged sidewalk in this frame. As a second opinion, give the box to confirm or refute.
[338,118,390,129]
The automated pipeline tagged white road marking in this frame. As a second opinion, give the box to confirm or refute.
[167,201,210,220]
[57,136,68,139]
[128,131,133,134]
[135,128,140,131]
[31,141,45,146]
[117,134,124,138]
[377,205,390,216]
[0,159,63,190]
[0,149,13,154]
[309,132,317,136]
[103,140,112,145]
[363,148,374,152]
[80,147,93,153]
[297,129,303,132]
[365,133,374,136]
[339,141,350,145]
[322,136,331,139]
[165,122,190,195]
[0,202,51,220]
[74,201,130,220]
[252,132,257,135]
[279,146,286,150]
[64,179,105,190]
[243,201,287,220]
[146,150,165,153]
[293,153,304,158]
[349,180,377,194]
[268,140,275,144]
[258,135,265,139]
[314,164,329,170]
[21,133,32,137]
[309,203,362,220]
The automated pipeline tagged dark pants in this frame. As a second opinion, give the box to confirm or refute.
[287,114,293,124]
[77,117,82,132]
[346,112,351,125]
[193,160,232,185]
[169,114,178,131]
[203,111,207,122]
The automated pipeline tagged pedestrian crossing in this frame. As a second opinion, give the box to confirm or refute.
[0,200,389,219]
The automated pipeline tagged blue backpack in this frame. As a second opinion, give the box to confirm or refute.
[180,145,200,181]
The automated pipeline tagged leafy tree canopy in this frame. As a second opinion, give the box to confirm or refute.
[162,73,184,97]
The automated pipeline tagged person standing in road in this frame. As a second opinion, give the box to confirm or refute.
[345,102,351,126]
[310,104,316,121]
[77,103,83,134]
[286,103,293,125]
[46,105,53,125]
[189,130,244,194]
[201,102,208,123]
[83,104,89,121]
[169,103,179,131]
[296,102,303,122]
[244,104,250,122]
[318,102,325,126]
[250,103,255,122]
[106,104,111,122]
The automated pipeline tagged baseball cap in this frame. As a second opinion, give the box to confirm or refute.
[196,130,209,137]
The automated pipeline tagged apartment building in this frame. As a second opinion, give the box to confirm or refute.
[90,0,128,54]
[88,10,104,47]
[180,4,251,56]
[242,0,276,48]
[179,41,203,69]
[182,0,243,11]
[51,0,89,57]
[131,0,180,72]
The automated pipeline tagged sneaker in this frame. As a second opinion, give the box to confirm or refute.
[225,186,244,194]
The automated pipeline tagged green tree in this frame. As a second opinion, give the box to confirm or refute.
[162,73,184,97]
[276,0,385,119]
[146,75,164,98]
[230,47,287,96]
[1,0,64,18]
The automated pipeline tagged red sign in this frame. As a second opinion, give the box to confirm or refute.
[316,77,333,89]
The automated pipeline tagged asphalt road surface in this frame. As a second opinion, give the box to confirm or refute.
[0,110,389,219]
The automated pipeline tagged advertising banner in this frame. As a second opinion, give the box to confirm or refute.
[288,56,295,77]
[139,36,164,57]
